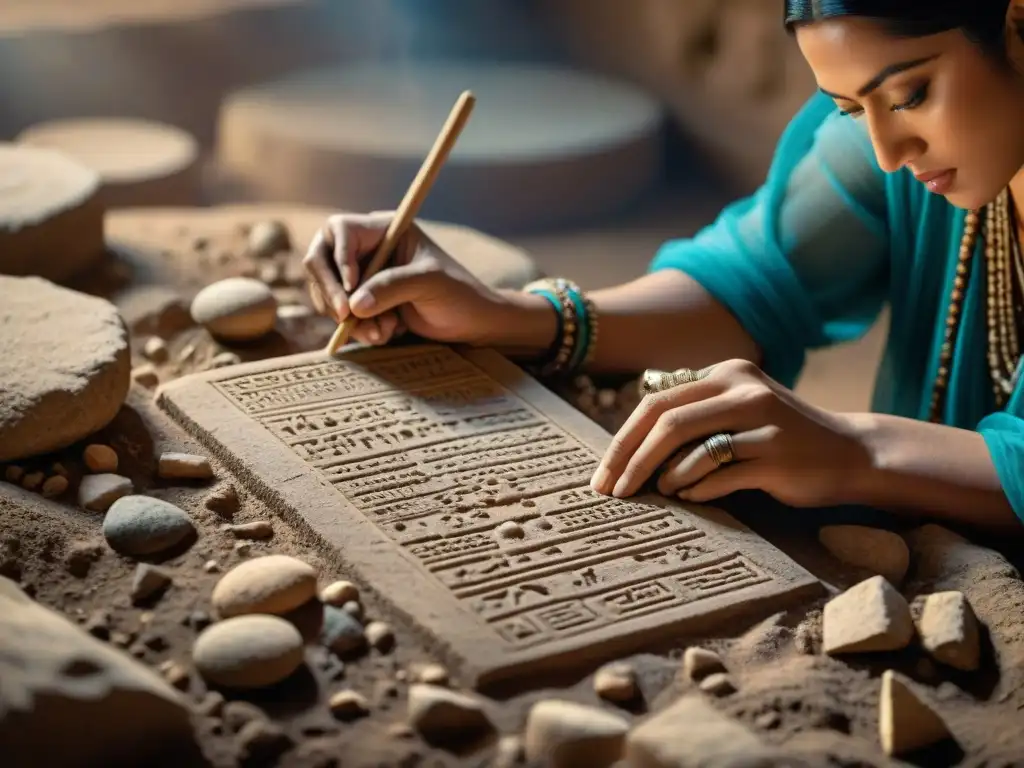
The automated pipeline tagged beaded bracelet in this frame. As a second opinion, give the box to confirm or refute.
[523,277,597,378]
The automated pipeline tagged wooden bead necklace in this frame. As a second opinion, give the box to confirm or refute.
[930,189,1024,422]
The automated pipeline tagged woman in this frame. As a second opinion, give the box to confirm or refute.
[302,1,1024,535]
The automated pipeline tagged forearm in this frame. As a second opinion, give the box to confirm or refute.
[847,413,1022,534]
[482,270,761,374]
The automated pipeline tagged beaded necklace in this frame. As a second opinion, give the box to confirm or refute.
[930,189,1024,422]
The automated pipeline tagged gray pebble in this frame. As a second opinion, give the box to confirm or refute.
[103,495,195,556]
[78,473,133,512]
[321,605,367,655]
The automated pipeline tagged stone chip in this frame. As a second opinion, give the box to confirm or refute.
[823,575,914,655]
[157,452,213,480]
[79,473,133,512]
[917,591,981,672]
[407,684,494,744]
[879,670,954,756]
[818,525,911,585]
[524,699,628,768]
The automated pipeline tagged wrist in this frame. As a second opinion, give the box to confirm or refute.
[838,411,888,507]
[471,289,559,360]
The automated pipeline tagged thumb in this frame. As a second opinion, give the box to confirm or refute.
[348,262,442,318]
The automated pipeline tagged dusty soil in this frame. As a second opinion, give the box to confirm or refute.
[3,206,1024,768]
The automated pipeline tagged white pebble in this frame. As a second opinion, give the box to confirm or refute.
[158,452,213,480]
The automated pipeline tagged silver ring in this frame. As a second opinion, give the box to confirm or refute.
[703,433,735,468]
[640,366,711,395]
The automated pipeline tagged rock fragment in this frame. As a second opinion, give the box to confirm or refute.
[682,646,725,681]
[524,699,628,768]
[818,524,911,585]
[409,662,449,686]
[4,465,24,483]
[593,661,636,703]
[236,719,293,764]
[78,473,133,512]
[329,689,370,720]
[917,591,981,671]
[65,540,103,578]
[190,277,277,342]
[83,443,118,473]
[21,471,43,490]
[879,670,953,756]
[320,579,359,607]
[103,495,195,556]
[698,673,736,697]
[205,483,239,517]
[41,474,68,498]
[132,364,160,389]
[193,614,304,688]
[365,620,394,652]
[223,521,273,540]
[823,575,914,654]
[142,336,169,363]
[212,554,317,618]
[131,563,173,603]
[157,452,213,480]
[247,220,291,259]
[321,605,366,655]
[407,684,494,744]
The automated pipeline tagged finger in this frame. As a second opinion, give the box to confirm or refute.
[657,427,773,496]
[328,211,394,294]
[372,311,400,345]
[609,391,750,498]
[304,228,347,319]
[307,278,329,319]
[348,261,439,319]
[349,317,384,346]
[591,378,723,495]
[677,460,767,503]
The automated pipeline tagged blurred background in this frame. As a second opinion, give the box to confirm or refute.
[0,0,886,411]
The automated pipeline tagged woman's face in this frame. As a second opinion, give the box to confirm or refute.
[796,16,1024,209]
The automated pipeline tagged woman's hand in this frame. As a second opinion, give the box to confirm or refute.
[590,359,874,508]
[302,211,512,347]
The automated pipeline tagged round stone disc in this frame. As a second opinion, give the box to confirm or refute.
[18,118,200,208]
[216,62,665,232]
[0,143,105,283]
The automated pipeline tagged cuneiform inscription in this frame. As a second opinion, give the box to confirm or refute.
[210,347,790,654]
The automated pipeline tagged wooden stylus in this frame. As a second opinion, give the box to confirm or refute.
[324,90,477,355]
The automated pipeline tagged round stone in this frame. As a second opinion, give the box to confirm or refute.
[818,525,911,586]
[193,614,304,689]
[102,495,195,555]
[190,277,277,342]
[216,62,664,232]
[17,118,200,208]
[83,444,118,473]
[247,220,291,259]
[212,554,317,619]
[0,144,104,283]
[320,605,366,655]
[320,580,359,607]
[0,276,130,462]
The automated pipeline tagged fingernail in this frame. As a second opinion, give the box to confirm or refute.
[590,468,611,494]
[611,477,630,499]
[367,327,381,343]
[351,291,375,313]
[677,489,691,500]
[342,265,355,293]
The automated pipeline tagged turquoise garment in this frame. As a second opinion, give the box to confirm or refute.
[649,91,1024,522]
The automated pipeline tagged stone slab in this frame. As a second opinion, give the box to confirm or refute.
[156,344,822,689]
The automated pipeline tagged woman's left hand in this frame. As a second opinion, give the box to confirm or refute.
[589,359,874,508]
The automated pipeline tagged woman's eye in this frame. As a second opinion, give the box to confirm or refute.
[892,82,929,112]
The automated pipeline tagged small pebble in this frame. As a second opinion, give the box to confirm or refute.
[190,277,277,342]
[224,700,267,732]
[234,541,251,557]
[203,560,220,574]
[193,614,305,688]
[158,452,213,480]
[699,672,736,696]
[78,473,133,512]
[247,220,291,259]
[41,475,69,498]
[410,663,450,687]
[50,462,68,477]
[322,605,367,655]
[65,541,103,578]
[823,575,914,654]
[110,631,133,648]
[103,495,195,556]
[186,610,212,631]
[236,720,293,764]
[593,661,636,703]
[258,261,283,285]
[407,684,494,743]
[320,580,359,607]
[342,601,363,619]
[84,443,119,473]
[143,336,169,363]
[223,520,273,540]
[84,609,112,639]
[212,554,318,618]
[755,711,781,730]
[365,621,394,652]
[524,699,628,767]
[159,659,191,690]
[132,365,159,389]
[131,563,173,603]
[682,647,726,681]
[205,484,239,517]
[329,690,370,720]
[21,471,43,491]
[496,521,525,540]
[880,669,952,756]
[4,465,24,483]
[211,351,242,369]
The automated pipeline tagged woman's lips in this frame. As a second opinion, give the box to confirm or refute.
[914,168,956,194]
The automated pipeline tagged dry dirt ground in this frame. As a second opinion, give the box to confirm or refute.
[3,206,1024,768]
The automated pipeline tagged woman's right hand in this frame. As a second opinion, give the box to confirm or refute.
[302,211,512,347]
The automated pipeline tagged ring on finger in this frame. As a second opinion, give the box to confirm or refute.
[640,366,712,395]
[703,432,735,468]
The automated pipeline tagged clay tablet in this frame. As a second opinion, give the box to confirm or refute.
[157,345,820,688]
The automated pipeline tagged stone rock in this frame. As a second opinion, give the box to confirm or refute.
[205,484,239,517]
[41,474,69,498]
[593,661,636,702]
[320,579,359,606]
[0,144,105,283]
[365,620,394,652]
[681,647,726,681]
[321,605,366,655]
[823,575,914,655]
[818,525,911,585]
[236,718,294,764]
[21,471,44,491]
[524,699,629,768]
[223,520,273,540]
[223,700,267,732]
[131,563,173,604]
[247,220,292,259]
[212,554,318,618]
[328,689,369,720]
[210,351,241,368]
[0,576,194,767]
[142,336,169,363]
[103,495,195,556]
[918,591,981,672]
[159,659,190,690]
[65,540,104,578]
[343,601,362,619]
[407,684,494,743]
[132,365,160,389]
[496,520,525,539]
[116,285,193,338]
[193,614,304,689]
[698,672,735,697]
[190,277,277,342]
[4,465,24,483]
[0,276,130,462]
[879,670,953,757]
[83,443,118,473]
[625,695,777,768]
[157,452,213,480]
[78,473,133,512]
[409,662,449,686]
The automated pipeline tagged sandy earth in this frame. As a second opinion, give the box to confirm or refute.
[3,207,1024,768]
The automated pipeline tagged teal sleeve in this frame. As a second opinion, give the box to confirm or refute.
[649,93,890,388]
[978,413,1024,523]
